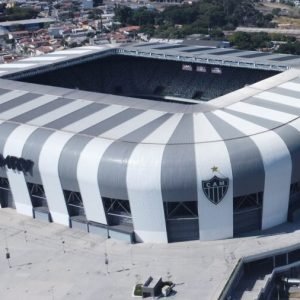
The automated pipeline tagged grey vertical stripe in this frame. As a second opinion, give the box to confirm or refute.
[224,108,281,129]
[271,87,300,99]
[81,108,144,136]
[0,93,39,112]
[58,135,92,192]
[0,122,20,178]
[288,78,300,85]
[98,113,171,200]
[274,125,300,183]
[11,98,74,123]
[0,88,11,96]
[206,112,265,197]
[22,128,54,184]
[225,107,300,183]
[246,97,300,115]
[161,114,197,202]
[119,113,172,143]
[45,103,107,129]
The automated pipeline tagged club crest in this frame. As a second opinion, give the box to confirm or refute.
[202,175,229,205]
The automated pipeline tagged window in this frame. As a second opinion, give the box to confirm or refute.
[103,198,131,218]
[28,183,46,199]
[164,201,198,220]
[27,183,48,208]
[234,192,263,211]
[63,190,85,217]
[102,197,132,226]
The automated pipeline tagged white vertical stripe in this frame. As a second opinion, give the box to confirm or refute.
[0,94,58,120]
[227,101,297,123]
[3,125,37,216]
[100,110,165,139]
[193,113,224,142]
[39,131,74,225]
[62,105,126,133]
[193,113,233,240]
[254,133,291,229]
[27,99,92,126]
[39,105,126,225]
[0,90,28,104]
[280,81,300,92]
[0,99,95,216]
[214,110,292,229]
[213,110,264,135]
[288,118,300,132]
[4,104,124,224]
[126,114,183,243]
[77,110,165,227]
[1,96,94,218]
[255,92,300,109]
[43,106,164,226]
[77,138,114,224]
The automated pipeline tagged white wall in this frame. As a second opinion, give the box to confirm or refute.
[194,113,233,240]
[3,124,37,216]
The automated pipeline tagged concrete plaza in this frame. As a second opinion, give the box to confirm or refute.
[0,208,300,299]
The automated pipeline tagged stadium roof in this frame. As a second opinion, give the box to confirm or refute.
[127,42,300,70]
[0,43,300,147]
[2,42,300,78]
[0,18,56,27]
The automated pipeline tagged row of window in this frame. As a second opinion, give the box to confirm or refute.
[2,176,300,223]
[0,176,264,217]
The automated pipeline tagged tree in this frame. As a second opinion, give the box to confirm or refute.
[276,41,300,55]
[229,32,272,50]
[114,5,134,25]
[114,0,275,40]
[0,6,38,21]
[272,8,281,16]
[229,32,253,50]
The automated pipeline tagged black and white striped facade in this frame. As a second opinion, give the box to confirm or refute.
[0,44,300,243]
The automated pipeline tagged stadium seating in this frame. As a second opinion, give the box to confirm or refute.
[21,55,277,103]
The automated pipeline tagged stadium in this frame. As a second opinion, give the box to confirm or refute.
[0,42,299,243]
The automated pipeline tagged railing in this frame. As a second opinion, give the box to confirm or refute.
[218,242,300,300]
[218,258,244,300]
[117,48,289,72]
[257,260,300,300]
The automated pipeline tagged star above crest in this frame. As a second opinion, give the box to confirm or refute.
[211,166,218,172]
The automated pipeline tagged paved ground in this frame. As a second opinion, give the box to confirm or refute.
[1,209,300,300]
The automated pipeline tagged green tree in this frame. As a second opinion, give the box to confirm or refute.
[276,41,300,55]
[272,8,281,16]
[0,6,38,21]
[114,5,134,25]
[114,0,275,39]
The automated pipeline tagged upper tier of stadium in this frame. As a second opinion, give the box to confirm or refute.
[0,43,299,144]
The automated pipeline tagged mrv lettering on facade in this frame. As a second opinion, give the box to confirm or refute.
[0,154,33,173]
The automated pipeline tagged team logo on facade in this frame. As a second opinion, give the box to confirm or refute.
[202,174,229,205]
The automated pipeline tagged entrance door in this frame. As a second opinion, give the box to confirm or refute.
[233,193,262,236]
[164,201,199,243]
[166,218,199,243]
